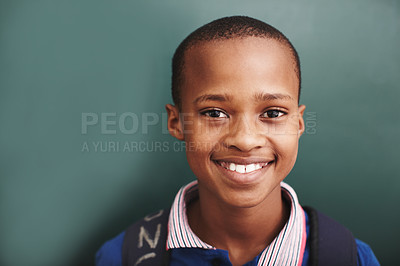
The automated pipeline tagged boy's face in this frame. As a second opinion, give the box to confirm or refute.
[167,37,305,208]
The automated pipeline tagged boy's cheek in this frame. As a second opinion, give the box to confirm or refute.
[185,121,227,138]
[260,123,298,138]
[277,141,300,171]
[270,115,303,136]
[179,113,195,134]
[184,135,219,152]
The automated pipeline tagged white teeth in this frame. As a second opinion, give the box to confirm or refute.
[245,164,256,173]
[218,161,269,173]
[235,165,246,173]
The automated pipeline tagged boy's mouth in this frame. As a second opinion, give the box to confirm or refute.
[214,160,271,174]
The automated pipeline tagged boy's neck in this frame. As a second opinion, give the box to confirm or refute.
[187,184,290,266]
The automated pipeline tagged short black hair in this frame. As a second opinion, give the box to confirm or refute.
[171,16,301,107]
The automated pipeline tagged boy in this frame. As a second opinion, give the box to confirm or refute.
[96,16,379,266]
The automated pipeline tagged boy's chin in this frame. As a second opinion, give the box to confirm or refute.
[217,186,280,209]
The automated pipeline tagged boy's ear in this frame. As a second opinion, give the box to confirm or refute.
[298,104,306,137]
[165,104,184,140]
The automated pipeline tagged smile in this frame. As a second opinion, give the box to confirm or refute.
[215,161,270,174]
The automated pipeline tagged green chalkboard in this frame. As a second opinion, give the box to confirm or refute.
[0,0,398,265]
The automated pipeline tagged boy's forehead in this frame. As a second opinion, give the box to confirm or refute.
[181,37,298,101]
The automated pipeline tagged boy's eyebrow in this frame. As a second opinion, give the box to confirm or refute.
[253,92,294,101]
[193,94,232,104]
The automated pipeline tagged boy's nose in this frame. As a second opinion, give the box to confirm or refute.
[222,115,267,152]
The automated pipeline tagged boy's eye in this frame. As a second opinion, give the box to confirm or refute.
[261,110,286,118]
[201,109,228,118]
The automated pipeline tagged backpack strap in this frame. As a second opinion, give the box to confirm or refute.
[303,206,358,266]
[122,209,171,266]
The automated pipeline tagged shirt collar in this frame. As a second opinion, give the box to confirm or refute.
[167,180,307,266]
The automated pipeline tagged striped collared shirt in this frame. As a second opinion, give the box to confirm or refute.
[167,180,307,266]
